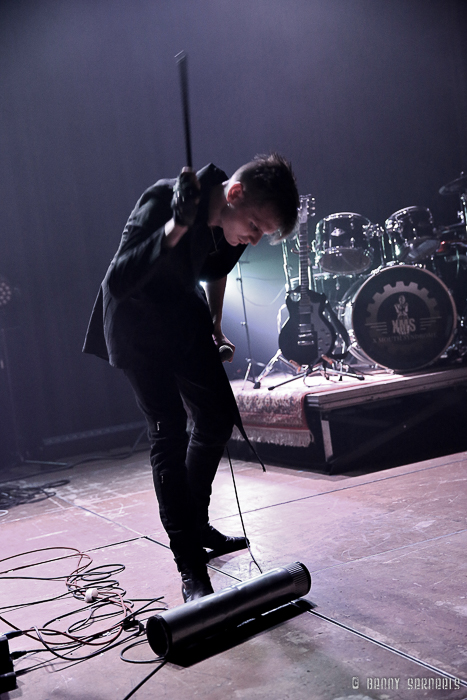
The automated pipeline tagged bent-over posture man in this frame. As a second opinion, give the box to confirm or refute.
[83,153,299,602]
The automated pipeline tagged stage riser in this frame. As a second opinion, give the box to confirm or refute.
[229,367,467,473]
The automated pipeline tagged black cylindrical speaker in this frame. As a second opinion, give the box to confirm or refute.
[146,561,311,658]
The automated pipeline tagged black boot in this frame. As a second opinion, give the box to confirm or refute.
[180,563,214,603]
[202,524,249,560]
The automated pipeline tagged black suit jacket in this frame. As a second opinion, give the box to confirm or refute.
[83,164,246,368]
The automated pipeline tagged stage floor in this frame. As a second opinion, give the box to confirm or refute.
[1,447,466,699]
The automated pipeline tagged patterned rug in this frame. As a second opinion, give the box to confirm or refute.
[230,378,312,448]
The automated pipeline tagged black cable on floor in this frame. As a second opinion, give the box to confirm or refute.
[120,659,167,700]
[0,547,165,672]
[226,447,263,574]
[0,480,69,511]
[119,638,162,664]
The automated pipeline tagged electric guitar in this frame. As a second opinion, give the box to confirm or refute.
[279,195,336,365]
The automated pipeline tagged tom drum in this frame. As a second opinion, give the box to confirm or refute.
[384,206,438,263]
[314,212,379,275]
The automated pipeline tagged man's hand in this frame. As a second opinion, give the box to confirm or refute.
[213,329,235,363]
[171,168,201,227]
[205,277,234,362]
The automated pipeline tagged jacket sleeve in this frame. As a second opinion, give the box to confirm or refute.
[106,184,173,301]
[82,285,109,360]
[199,236,247,282]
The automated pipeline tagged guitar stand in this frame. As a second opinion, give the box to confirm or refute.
[266,356,365,391]
[243,357,266,390]
[252,350,301,389]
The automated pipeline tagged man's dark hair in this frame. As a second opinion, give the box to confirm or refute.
[236,153,299,241]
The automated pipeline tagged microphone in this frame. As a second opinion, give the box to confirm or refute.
[219,345,234,362]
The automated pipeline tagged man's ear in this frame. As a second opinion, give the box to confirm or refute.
[226,181,244,204]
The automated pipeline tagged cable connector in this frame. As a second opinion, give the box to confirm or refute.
[4,629,23,640]
[10,650,29,660]
[122,617,144,633]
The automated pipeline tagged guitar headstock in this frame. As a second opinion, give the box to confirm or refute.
[298,195,316,224]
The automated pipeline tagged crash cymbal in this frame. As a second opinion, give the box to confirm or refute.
[439,173,467,195]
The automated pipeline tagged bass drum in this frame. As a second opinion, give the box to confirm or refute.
[339,264,457,371]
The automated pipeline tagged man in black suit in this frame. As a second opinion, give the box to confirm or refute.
[83,153,299,602]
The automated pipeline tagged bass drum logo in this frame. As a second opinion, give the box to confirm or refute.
[349,265,456,371]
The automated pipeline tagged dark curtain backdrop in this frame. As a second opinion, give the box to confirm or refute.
[0,0,466,461]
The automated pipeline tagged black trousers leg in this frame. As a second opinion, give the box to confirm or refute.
[123,325,236,568]
[125,364,203,569]
[176,328,237,530]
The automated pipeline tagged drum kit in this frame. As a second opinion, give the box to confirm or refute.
[305,174,467,373]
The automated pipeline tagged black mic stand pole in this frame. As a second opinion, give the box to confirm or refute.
[175,51,193,168]
[236,261,264,388]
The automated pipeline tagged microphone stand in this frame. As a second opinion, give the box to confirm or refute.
[236,261,264,388]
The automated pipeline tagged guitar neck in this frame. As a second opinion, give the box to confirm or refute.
[299,222,310,294]
[297,195,315,299]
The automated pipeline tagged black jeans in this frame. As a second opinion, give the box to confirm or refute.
[124,325,237,570]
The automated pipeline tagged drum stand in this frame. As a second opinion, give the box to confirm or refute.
[264,355,365,391]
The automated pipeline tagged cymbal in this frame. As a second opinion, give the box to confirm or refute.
[439,173,467,195]
[437,222,466,234]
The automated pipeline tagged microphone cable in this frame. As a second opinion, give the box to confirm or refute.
[225,446,263,574]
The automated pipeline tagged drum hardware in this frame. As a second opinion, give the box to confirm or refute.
[439,173,467,240]
[435,238,467,258]
[338,263,457,372]
[312,269,363,308]
[453,315,467,360]
[438,220,465,237]
[424,239,467,323]
[430,179,467,325]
